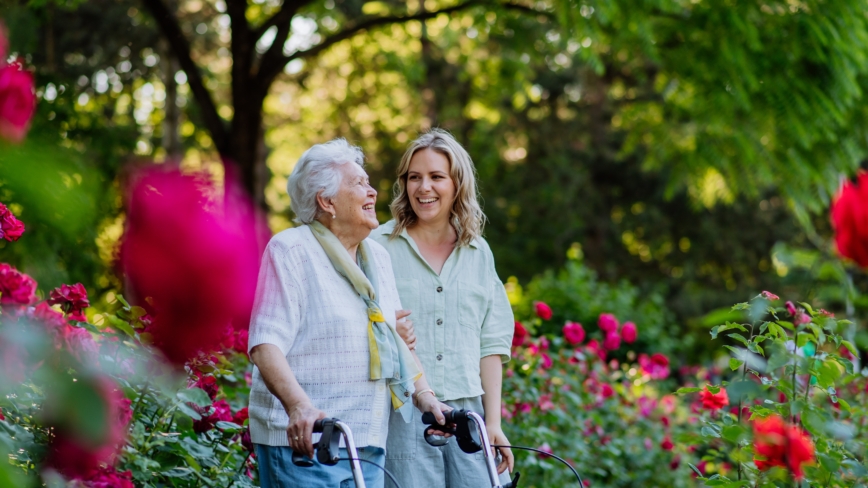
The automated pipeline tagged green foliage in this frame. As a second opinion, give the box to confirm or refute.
[514,254,682,357]
[689,295,868,487]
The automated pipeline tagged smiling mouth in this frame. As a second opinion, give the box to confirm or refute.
[362,204,374,211]
[418,197,438,204]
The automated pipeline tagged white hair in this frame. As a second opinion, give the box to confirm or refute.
[288,138,365,224]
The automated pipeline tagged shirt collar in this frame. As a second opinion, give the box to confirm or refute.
[378,219,479,249]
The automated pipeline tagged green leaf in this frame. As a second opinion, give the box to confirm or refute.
[731,303,750,311]
[726,381,761,403]
[701,426,721,438]
[177,387,212,408]
[688,463,704,477]
[837,398,851,412]
[727,333,749,346]
[177,402,203,420]
[721,424,746,443]
[841,340,858,357]
[818,453,840,473]
[802,409,827,436]
[216,421,242,433]
[675,387,702,394]
[729,358,744,371]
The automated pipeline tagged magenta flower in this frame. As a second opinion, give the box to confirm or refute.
[0,203,24,241]
[602,330,621,350]
[563,321,585,345]
[620,321,637,343]
[534,301,553,320]
[48,283,90,321]
[598,313,619,333]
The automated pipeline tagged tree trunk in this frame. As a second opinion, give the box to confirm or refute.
[161,42,183,160]
[227,91,269,212]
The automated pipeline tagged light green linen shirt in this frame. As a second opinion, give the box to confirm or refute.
[372,220,514,401]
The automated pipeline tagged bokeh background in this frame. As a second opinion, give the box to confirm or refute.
[2,0,868,486]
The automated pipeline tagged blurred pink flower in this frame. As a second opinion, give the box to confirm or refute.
[761,291,779,301]
[785,301,797,316]
[602,330,621,350]
[0,202,24,241]
[538,394,555,411]
[534,301,552,320]
[541,352,553,369]
[48,283,90,322]
[537,443,553,459]
[597,313,618,333]
[660,436,674,451]
[233,406,249,425]
[512,321,528,347]
[0,406,4,421]
[189,373,219,401]
[45,377,132,480]
[620,321,637,343]
[0,62,35,143]
[0,263,36,305]
[120,168,264,365]
[70,466,135,488]
[639,353,670,379]
[600,383,614,399]
[563,321,585,345]
[585,339,606,362]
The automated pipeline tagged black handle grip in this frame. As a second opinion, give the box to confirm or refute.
[312,419,324,433]
[422,410,456,425]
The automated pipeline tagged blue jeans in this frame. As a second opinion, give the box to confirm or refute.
[255,444,386,488]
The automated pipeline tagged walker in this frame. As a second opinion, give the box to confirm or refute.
[291,418,369,488]
[422,409,584,487]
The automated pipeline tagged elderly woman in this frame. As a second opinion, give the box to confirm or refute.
[373,129,515,488]
[248,138,447,488]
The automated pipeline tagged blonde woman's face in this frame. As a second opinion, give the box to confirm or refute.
[406,148,456,225]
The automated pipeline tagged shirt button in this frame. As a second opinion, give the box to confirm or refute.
[436,286,443,292]
[437,354,443,361]
[436,319,443,325]
[404,391,410,397]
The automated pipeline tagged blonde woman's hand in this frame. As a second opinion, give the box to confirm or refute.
[415,391,453,437]
[486,425,514,474]
[396,309,417,351]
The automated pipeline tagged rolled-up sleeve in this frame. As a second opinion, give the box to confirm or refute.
[248,240,301,356]
[479,266,514,363]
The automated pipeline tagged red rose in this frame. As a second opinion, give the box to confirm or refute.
[660,436,674,451]
[512,321,528,347]
[194,399,233,433]
[602,330,621,350]
[0,63,35,143]
[541,352,553,369]
[537,442,553,459]
[753,414,815,479]
[585,339,606,362]
[0,262,36,305]
[832,172,868,267]
[48,283,90,321]
[600,383,614,399]
[189,373,219,401]
[0,203,24,241]
[597,313,618,333]
[563,321,585,345]
[120,169,264,365]
[669,454,681,470]
[233,406,249,425]
[534,301,552,320]
[234,329,249,354]
[699,385,730,411]
[620,321,637,343]
[0,406,5,421]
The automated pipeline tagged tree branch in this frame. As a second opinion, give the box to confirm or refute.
[140,0,228,153]
[253,0,314,41]
[258,0,486,85]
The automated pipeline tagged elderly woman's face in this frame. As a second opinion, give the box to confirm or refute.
[406,148,456,225]
[332,162,379,231]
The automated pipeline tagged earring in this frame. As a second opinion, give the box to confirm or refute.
[332,213,336,219]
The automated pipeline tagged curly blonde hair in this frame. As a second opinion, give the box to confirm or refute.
[389,129,485,247]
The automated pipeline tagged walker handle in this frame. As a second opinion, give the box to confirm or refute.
[291,418,337,467]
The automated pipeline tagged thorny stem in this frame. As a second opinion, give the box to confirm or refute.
[131,380,150,417]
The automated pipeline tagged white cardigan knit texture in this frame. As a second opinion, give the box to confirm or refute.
[247,226,400,449]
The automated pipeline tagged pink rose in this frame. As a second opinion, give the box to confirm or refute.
[598,313,618,333]
[785,301,797,316]
[541,352,553,369]
[600,383,614,399]
[538,394,555,411]
[661,436,674,451]
[233,407,249,425]
[534,301,552,320]
[0,262,36,304]
[537,443,553,459]
[602,330,621,350]
[563,321,585,345]
[512,321,528,347]
[48,283,90,321]
[0,63,35,143]
[639,353,671,379]
[761,291,779,301]
[0,203,24,241]
[193,399,233,433]
[620,321,637,343]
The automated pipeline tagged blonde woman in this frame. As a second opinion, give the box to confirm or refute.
[373,129,514,487]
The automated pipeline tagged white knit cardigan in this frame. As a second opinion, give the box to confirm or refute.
[247,226,400,449]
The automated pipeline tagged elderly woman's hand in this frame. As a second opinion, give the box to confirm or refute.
[286,401,328,458]
[396,309,417,351]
